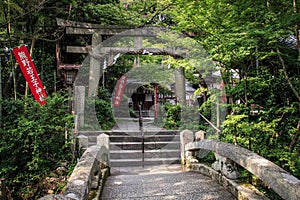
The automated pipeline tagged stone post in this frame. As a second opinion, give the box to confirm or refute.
[134,36,142,49]
[77,135,88,149]
[88,33,102,97]
[194,130,209,159]
[180,130,194,165]
[195,130,206,141]
[97,134,110,168]
[175,67,186,106]
[74,86,85,129]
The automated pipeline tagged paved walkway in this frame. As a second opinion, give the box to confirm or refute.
[101,165,236,200]
[113,117,164,131]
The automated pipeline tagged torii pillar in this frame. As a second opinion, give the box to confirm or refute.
[88,33,102,97]
[175,67,186,106]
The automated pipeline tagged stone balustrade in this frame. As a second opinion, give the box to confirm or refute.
[180,130,300,200]
[39,133,110,200]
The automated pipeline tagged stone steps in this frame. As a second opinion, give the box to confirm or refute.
[110,157,180,167]
[110,149,180,159]
[110,141,180,150]
[108,135,180,142]
[78,130,181,167]
[79,130,179,136]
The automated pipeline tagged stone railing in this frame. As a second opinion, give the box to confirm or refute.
[39,133,110,200]
[180,130,300,200]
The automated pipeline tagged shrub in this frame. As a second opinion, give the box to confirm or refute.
[163,103,181,129]
[0,93,74,199]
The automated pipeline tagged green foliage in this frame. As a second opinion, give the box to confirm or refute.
[167,0,300,183]
[126,63,174,88]
[162,102,200,130]
[0,93,74,198]
[196,151,216,166]
[95,99,115,130]
[180,106,200,130]
[103,55,134,93]
[162,103,181,129]
[78,3,126,25]
[70,1,145,26]
[129,108,137,118]
[84,87,115,130]
[222,105,300,178]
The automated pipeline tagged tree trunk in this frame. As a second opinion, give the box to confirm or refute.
[244,75,248,107]
[2,0,17,100]
[277,48,300,102]
[293,0,300,77]
[198,72,208,102]
[289,120,300,153]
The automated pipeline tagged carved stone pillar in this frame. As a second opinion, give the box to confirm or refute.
[212,153,240,180]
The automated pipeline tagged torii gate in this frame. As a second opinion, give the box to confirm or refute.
[57,19,189,129]
[56,19,186,104]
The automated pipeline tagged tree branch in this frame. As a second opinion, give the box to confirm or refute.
[276,48,300,102]
[289,119,300,153]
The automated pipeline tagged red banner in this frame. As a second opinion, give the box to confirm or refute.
[113,75,127,107]
[12,45,47,105]
[220,80,227,103]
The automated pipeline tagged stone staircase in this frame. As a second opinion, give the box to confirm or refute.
[78,130,181,167]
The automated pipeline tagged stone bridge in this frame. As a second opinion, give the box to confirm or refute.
[39,128,300,200]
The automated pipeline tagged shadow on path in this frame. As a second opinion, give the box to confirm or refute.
[102,164,236,200]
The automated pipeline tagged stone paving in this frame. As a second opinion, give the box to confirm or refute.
[113,118,164,132]
[101,165,236,200]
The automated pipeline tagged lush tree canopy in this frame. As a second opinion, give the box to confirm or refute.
[168,1,300,186]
